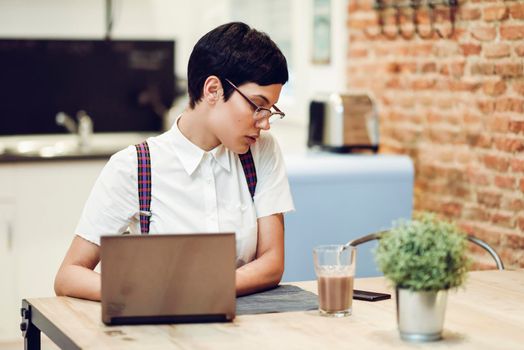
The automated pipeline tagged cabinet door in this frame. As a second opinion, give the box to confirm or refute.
[0,201,18,341]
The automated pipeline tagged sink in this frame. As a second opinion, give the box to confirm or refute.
[0,133,156,160]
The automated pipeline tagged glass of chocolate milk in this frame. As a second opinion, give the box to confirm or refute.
[313,245,356,317]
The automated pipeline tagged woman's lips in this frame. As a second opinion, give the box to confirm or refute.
[246,136,257,144]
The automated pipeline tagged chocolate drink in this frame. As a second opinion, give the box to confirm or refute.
[317,275,354,313]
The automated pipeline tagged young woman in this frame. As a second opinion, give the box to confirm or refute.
[54,22,294,301]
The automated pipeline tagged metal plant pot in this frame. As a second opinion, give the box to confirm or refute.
[396,288,448,342]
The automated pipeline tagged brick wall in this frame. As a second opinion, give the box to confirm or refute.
[346,0,524,269]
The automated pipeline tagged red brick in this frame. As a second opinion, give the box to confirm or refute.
[519,217,524,231]
[483,154,509,171]
[477,191,502,208]
[460,43,482,56]
[463,207,490,221]
[437,97,458,109]
[495,98,524,113]
[502,197,524,211]
[448,80,481,92]
[500,25,524,40]
[483,5,509,21]
[348,18,375,30]
[499,247,523,267]
[433,42,461,57]
[385,78,401,89]
[421,62,437,73]
[347,0,359,12]
[392,128,420,143]
[399,62,418,73]
[494,175,516,189]
[471,63,494,75]
[514,82,524,96]
[516,45,524,57]
[349,32,365,42]
[510,3,524,19]
[503,233,524,250]
[460,7,482,20]
[411,78,436,90]
[466,168,490,185]
[470,132,493,150]
[484,43,511,58]
[509,120,524,133]
[441,202,462,218]
[348,47,368,58]
[426,128,462,144]
[406,44,434,57]
[488,116,509,132]
[450,62,466,77]
[491,214,514,229]
[463,113,482,126]
[482,80,507,96]
[477,100,496,114]
[471,26,497,41]
[511,158,524,172]
[494,63,523,77]
[456,150,473,164]
[494,138,524,152]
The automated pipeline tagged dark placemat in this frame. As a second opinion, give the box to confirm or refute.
[236,285,319,315]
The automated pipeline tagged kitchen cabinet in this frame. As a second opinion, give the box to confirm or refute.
[282,153,414,281]
[0,201,17,341]
[0,160,106,342]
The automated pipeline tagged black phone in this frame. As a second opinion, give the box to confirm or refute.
[353,289,391,301]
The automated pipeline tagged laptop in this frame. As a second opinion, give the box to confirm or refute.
[100,233,236,325]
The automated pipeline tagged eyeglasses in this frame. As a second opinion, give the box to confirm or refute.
[225,79,285,124]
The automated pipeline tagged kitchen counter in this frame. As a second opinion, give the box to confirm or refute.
[0,133,156,163]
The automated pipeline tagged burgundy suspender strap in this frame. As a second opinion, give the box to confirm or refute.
[135,142,152,234]
[239,149,257,200]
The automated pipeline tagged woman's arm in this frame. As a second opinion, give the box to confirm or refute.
[235,213,285,296]
[54,235,102,301]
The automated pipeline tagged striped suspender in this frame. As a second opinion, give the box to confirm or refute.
[135,142,152,234]
[134,143,257,234]
[238,149,257,200]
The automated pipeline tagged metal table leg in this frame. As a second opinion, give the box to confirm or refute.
[21,300,41,350]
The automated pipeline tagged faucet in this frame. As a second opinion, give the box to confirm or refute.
[56,110,93,150]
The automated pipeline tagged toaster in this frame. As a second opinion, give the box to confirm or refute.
[307,93,379,153]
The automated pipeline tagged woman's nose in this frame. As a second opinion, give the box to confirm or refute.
[255,118,270,130]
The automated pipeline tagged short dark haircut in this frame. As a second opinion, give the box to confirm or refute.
[187,22,289,108]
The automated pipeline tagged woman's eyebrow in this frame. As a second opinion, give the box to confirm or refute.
[252,94,270,105]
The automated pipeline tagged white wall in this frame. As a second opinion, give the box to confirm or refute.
[0,0,226,79]
[0,0,349,151]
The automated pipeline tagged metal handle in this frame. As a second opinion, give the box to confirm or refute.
[6,221,12,251]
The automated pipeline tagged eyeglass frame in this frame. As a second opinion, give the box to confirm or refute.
[224,78,285,124]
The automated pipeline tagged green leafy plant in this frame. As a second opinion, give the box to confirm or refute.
[375,212,471,291]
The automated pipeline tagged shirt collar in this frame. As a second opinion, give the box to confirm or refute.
[170,115,231,176]
[210,143,231,172]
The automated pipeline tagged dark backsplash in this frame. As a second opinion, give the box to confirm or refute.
[0,39,176,135]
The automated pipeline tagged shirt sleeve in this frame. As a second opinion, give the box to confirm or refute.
[252,132,295,218]
[75,146,138,245]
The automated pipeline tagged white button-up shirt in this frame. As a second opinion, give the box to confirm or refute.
[76,117,295,266]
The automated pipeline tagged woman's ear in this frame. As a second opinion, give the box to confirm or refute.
[202,76,223,104]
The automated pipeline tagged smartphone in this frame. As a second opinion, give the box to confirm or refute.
[353,289,391,301]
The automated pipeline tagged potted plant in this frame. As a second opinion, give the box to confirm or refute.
[374,212,471,342]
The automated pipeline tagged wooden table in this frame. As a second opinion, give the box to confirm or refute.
[20,270,524,349]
